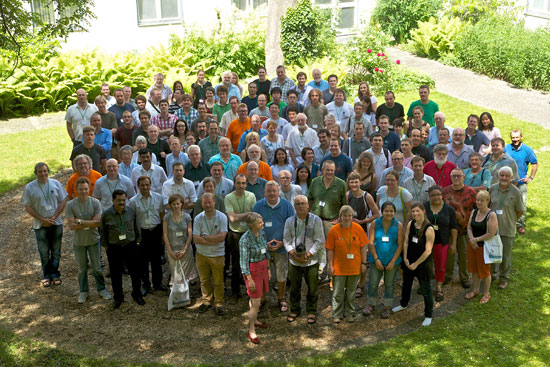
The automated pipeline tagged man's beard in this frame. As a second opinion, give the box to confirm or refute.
[434,157,447,166]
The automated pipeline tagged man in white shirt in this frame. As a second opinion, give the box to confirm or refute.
[93,159,135,211]
[326,89,353,133]
[65,88,98,147]
[286,113,319,166]
[162,162,196,213]
[402,156,435,203]
[278,170,302,205]
[130,149,167,194]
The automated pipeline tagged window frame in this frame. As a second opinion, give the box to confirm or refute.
[313,0,358,34]
[136,0,184,27]
[526,0,550,19]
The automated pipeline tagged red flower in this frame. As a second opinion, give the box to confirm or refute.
[381,53,385,56]
[376,52,381,56]
[374,68,379,72]
[367,49,372,53]
[379,69,384,73]
[396,60,401,64]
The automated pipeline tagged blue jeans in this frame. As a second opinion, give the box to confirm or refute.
[332,274,360,319]
[73,242,105,293]
[367,263,399,307]
[34,225,63,280]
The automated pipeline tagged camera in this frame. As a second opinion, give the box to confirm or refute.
[295,242,306,254]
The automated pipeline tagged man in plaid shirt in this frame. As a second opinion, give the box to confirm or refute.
[175,94,198,123]
[151,99,178,141]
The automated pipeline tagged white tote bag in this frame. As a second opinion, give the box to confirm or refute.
[483,233,503,264]
[167,260,190,311]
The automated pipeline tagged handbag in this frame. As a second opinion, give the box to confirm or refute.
[167,259,190,311]
[483,232,503,264]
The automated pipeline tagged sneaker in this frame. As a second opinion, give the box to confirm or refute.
[422,317,432,326]
[198,303,211,313]
[78,292,88,304]
[392,305,407,313]
[99,289,112,300]
[380,306,391,319]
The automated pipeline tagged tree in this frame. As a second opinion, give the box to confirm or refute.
[0,0,95,78]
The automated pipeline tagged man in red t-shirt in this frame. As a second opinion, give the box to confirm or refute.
[442,168,477,288]
[424,144,456,188]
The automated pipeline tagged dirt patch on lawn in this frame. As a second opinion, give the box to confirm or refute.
[0,170,468,366]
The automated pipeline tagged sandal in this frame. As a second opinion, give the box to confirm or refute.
[355,286,364,298]
[53,278,62,286]
[279,300,289,312]
[307,314,316,324]
[464,290,480,300]
[41,279,51,288]
[287,314,298,323]
[480,295,491,304]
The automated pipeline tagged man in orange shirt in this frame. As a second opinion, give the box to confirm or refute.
[66,154,102,199]
[226,103,250,153]
[236,144,273,181]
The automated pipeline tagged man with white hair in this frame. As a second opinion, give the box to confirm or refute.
[245,160,267,201]
[93,159,135,210]
[146,73,172,100]
[379,150,414,187]
[447,128,473,169]
[215,71,241,101]
[307,68,329,91]
[428,111,453,146]
[185,145,211,189]
[424,144,457,188]
[278,170,302,205]
[489,166,524,289]
[286,113,320,167]
[208,137,243,181]
[236,144,274,181]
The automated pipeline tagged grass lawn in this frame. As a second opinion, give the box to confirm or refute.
[1,91,549,366]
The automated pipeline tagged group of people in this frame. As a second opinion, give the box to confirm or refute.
[23,66,537,344]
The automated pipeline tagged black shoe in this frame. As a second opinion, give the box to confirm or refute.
[214,306,226,316]
[154,284,168,292]
[133,297,145,306]
[198,303,211,313]
[113,300,123,309]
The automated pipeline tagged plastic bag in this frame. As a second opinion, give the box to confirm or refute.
[483,235,503,264]
[168,259,190,311]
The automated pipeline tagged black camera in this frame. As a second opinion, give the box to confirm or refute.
[295,242,306,254]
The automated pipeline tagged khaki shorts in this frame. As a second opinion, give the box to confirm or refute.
[270,251,289,283]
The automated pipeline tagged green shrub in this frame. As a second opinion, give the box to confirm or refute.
[168,11,264,80]
[408,16,463,59]
[280,0,338,65]
[370,0,443,44]
[442,0,524,23]
[344,24,435,93]
[454,16,550,91]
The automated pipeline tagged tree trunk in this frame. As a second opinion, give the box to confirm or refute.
[265,0,297,77]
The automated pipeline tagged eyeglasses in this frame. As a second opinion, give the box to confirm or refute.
[451,174,464,178]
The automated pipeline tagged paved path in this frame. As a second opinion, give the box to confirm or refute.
[388,47,550,129]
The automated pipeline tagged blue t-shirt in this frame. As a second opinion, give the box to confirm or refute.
[368,217,401,266]
[307,79,329,91]
[504,143,537,185]
[253,198,295,253]
[320,153,353,181]
[242,95,258,112]
[382,131,401,153]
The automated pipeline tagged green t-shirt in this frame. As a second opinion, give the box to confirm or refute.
[407,100,439,127]
[224,191,257,233]
[213,103,231,123]
[307,176,347,220]
[266,101,287,117]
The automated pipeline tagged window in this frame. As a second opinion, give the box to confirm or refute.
[315,0,357,31]
[528,0,550,15]
[136,0,183,26]
[232,0,268,11]
[31,0,55,24]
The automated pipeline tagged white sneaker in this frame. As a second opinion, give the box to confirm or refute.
[392,305,407,313]
[99,289,112,300]
[422,317,432,326]
[78,292,88,304]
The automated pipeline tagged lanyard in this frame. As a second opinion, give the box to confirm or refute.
[342,225,353,253]
[115,211,126,233]
[172,213,185,231]
[411,179,423,200]
[140,196,152,215]
[335,105,343,120]
[106,178,120,195]
[497,188,510,209]
[434,167,445,185]
[38,180,50,201]
[78,104,89,121]
[77,197,90,218]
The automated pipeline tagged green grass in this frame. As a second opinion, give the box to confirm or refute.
[0,125,73,195]
[1,91,550,366]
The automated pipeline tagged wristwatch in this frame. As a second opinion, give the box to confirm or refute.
[77,219,82,225]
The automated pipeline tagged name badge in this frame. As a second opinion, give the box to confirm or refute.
[353,211,358,217]
[261,248,266,254]
[412,236,419,243]
[45,205,53,211]
[433,225,439,231]
[496,210,503,215]
[144,217,152,226]
[193,181,199,187]
[336,120,342,126]
[118,234,127,240]
[312,124,318,129]
[346,253,354,260]
[176,231,184,237]
[382,236,389,242]
[319,201,326,207]
[265,221,273,227]
[240,221,247,227]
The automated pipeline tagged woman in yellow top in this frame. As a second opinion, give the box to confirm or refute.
[326,205,368,323]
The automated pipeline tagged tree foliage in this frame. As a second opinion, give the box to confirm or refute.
[0,0,95,78]
[280,0,337,65]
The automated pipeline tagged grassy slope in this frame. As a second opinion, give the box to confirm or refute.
[1,91,549,367]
